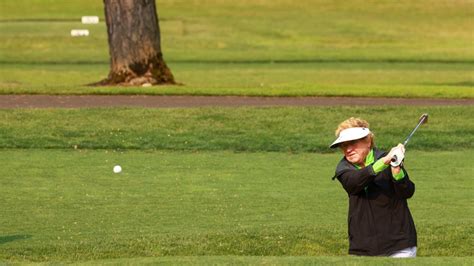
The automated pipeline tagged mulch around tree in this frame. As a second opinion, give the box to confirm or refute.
[0,95,473,108]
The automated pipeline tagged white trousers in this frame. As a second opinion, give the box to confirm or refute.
[390,246,417,258]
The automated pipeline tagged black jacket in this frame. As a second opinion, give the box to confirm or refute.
[333,148,417,256]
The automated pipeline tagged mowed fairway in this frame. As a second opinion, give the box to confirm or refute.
[0,149,472,263]
[0,106,473,264]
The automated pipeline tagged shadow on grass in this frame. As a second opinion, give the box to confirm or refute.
[428,81,474,87]
[0,235,32,244]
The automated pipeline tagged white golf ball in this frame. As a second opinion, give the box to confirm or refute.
[113,165,122,173]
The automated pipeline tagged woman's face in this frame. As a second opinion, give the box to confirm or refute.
[340,137,371,166]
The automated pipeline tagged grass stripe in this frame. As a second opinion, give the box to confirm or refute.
[0,106,472,152]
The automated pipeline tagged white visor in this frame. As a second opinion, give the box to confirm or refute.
[330,127,371,148]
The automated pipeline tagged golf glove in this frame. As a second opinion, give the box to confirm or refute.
[390,147,405,167]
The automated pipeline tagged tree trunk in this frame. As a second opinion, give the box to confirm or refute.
[96,0,175,86]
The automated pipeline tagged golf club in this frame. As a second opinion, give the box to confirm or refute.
[390,113,429,167]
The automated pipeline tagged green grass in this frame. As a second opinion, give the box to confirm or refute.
[0,106,473,152]
[77,256,474,265]
[0,0,473,97]
[1,0,473,62]
[78,256,474,266]
[0,149,472,263]
[1,62,473,97]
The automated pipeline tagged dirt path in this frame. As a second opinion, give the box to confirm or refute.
[0,95,472,108]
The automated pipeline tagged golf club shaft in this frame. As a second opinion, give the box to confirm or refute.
[403,117,426,146]
[391,114,428,163]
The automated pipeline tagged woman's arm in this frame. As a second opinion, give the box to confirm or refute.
[391,166,415,199]
[337,166,377,195]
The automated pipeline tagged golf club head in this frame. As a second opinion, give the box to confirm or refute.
[419,113,429,124]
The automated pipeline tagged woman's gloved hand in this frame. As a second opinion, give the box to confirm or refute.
[382,144,405,167]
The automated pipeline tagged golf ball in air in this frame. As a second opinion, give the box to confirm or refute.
[113,165,122,173]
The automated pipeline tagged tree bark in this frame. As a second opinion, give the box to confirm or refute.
[96,0,175,86]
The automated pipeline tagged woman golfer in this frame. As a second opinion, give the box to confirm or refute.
[331,117,417,257]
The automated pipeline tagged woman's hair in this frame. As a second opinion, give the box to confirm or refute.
[335,117,375,148]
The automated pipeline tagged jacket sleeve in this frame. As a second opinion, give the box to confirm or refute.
[392,168,415,199]
[336,165,378,195]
